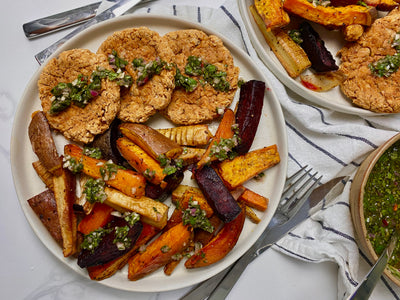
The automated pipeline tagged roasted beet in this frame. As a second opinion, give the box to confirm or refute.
[235,80,265,155]
[193,165,241,223]
[77,218,143,268]
[299,22,338,72]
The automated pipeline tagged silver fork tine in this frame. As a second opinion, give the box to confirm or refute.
[283,172,322,219]
[283,165,308,189]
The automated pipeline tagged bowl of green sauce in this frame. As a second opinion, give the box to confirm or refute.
[350,133,400,286]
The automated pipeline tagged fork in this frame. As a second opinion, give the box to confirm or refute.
[180,166,322,300]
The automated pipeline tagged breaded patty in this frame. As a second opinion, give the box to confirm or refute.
[162,29,240,125]
[38,49,120,144]
[97,27,175,123]
[338,8,400,113]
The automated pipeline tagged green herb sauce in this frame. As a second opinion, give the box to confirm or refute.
[364,140,400,269]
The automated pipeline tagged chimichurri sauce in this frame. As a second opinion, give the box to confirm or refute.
[364,140,400,269]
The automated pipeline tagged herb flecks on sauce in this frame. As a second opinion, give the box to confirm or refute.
[364,140,400,268]
[50,66,132,114]
[132,57,170,86]
[182,199,214,233]
[83,178,107,204]
[369,32,400,78]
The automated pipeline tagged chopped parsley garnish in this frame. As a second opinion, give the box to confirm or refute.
[369,32,400,77]
[175,68,198,92]
[161,245,171,253]
[143,168,156,180]
[113,226,132,250]
[81,228,111,252]
[83,146,102,159]
[108,50,129,71]
[123,212,140,227]
[209,134,240,161]
[63,155,83,174]
[100,161,124,181]
[83,178,107,204]
[50,66,132,114]
[158,154,184,175]
[183,199,214,233]
[132,57,170,86]
[288,29,303,44]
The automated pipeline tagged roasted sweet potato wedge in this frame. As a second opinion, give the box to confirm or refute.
[283,0,378,27]
[184,205,245,268]
[28,111,62,175]
[119,123,183,160]
[128,223,192,280]
[238,188,269,212]
[217,145,280,189]
[53,167,77,257]
[64,143,146,199]
[27,189,62,245]
[77,203,114,235]
[254,0,290,30]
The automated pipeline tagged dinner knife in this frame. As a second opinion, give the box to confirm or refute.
[180,176,348,300]
[35,0,142,65]
[23,1,102,39]
[348,231,398,300]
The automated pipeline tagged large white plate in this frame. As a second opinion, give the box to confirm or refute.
[238,0,389,116]
[11,14,288,292]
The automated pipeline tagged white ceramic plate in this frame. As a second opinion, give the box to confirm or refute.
[238,0,389,116]
[11,14,288,292]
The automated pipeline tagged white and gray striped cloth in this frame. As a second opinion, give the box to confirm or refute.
[133,1,400,299]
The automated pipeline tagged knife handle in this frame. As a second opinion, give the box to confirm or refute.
[34,10,113,65]
[22,2,101,39]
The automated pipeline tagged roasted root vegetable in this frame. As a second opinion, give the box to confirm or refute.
[116,137,167,187]
[53,167,77,257]
[250,5,311,78]
[218,145,280,189]
[299,22,339,73]
[157,125,213,146]
[193,165,242,223]
[254,0,290,30]
[145,170,184,202]
[64,143,146,199]
[184,205,245,268]
[330,0,399,11]
[28,111,62,175]
[128,222,192,280]
[77,203,114,235]
[245,206,261,224]
[104,187,169,229]
[77,218,143,268]
[87,223,159,280]
[283,0,377,27]
[119,123,183,160]
[238,188,269,212]
[235,80,265,155]
[27,189,62,245]
[197,109,236,169]
[300,71,346,92]
[32,160,54,191]
[177,147,206,166]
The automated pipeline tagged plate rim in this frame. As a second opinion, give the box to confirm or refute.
[11,13,288,292]
[237,0,391,117]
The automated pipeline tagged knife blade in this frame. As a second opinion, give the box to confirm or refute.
[349,231,398,300]
[35,0,142,65]
[22,1,102,39]
[180,176,348,300]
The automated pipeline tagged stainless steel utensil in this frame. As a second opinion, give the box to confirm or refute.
[349,232,399,300]
[181,167,348,300]
[23,1,102,39]
[34,0,145,64]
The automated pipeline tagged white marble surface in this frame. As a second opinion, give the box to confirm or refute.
[0,1,396,299]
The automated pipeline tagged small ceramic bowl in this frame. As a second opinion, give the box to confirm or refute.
[350,133,400,286]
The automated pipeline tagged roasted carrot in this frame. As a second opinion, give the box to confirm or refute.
[238,188,269,212]
[64,143,146,198]
[184,205,245,268]
[77,203,114,235]
[128,223,192,280]
[196,109,235,169]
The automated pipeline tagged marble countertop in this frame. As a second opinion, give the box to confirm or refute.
[1,1,397,299]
